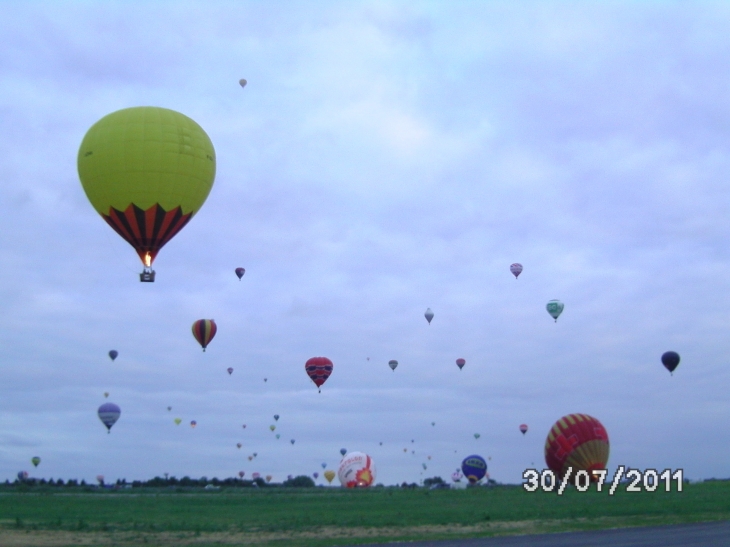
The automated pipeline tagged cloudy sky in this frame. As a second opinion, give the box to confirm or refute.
[1,0,729,487]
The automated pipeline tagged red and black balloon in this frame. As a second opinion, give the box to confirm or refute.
[305,357,333,392]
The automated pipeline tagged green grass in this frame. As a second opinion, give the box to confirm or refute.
[0,482,728,546]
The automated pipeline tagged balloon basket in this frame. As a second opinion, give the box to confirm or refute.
[139,269,156,282]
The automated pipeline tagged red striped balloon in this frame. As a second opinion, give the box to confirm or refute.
[192,319,217,351]
[544,413,609,482]
[305,357,333,392]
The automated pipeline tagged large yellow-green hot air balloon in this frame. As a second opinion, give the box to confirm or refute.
[77,107,216,281]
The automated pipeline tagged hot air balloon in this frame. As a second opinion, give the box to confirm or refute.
[239,79,247,88]
[510,263,523,279]
[422,463,427,470]
[237,443,242,449]
[248,456,253,461]
[520,424,528,435]
[227,367,233,375]
[388,359,398,371]
[253,453,257,457]
[338,452,376,488]
[269,425,276,431]
[235,267,245,279]
[108,350,118,361]
[427,455,431,460]
[545,413,609,483]
[263,378,267,382]
[305,357,333,392]
[340,448,347,456]
[451,470,463,482]
[167,406,172,411]
[276,434,280,439]
[96,475,104,485]
[190,420,197,428]
[98,402,121,433]
[238,471,245,478]
[290,439,295,445]
[31,457,41,468]
[324,470,335,484]
[461,455,487,484]
[313,472,319,479]
[242,424,247,429]
[17,471,28,481]
[252,472,260,480]
[661,351,680,375]
[273,415,279,421]
[456,358,465,370]
[321,463,327,469]
[103,392,109,398]
[192,319,217,351]
[78,107,216,282]
[424,308,434,324]
[265,475,272,483]
[546,300,564,322]
[174,418,182,425]
[474,433,480,439]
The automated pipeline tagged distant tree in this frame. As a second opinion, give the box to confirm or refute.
[283,475,315,488]
[56,479,64,486]
[423,476,445,487]
[80,479,86,486]
[253,477,267,488]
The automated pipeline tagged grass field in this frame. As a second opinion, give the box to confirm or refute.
[0,481,729,546]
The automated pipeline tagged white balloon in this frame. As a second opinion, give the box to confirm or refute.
[338,451,376,487]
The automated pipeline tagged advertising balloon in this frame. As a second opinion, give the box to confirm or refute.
[338,452,376,488]
[546,300,564,322]
[108,350,118,361]
[305,357,333,392]
[661,351,680,375]
[78,107,216,280]
[510,263,523,279]
[192,319,217,351]
[324,470,335,483]
[461,455,487,484]
[388,359,398,371]
[520,424,528,435]
[98,402,121,433]
[456,358,465,370]
[424,308,434,324]
[545,413,609,482]
[235,267,245,279]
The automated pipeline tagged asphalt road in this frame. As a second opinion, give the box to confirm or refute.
[357,521,730,547]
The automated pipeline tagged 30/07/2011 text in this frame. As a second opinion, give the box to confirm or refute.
[522,466,684,495]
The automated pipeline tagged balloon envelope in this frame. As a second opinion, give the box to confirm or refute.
[192,319,217,351]
[520,424,528,435]
[305,357,333,391]
[456,358,465,370]
[174,418,181,425]
[324,470,336,483]
[546,300,564,321]
[424,308,434,324]
[190,420,197,428]
[340,448,347,456]
[239,79,247,88]
[108,350,118,361]
[98,403,121,432]
[545,413,609,482]
[510,263,523,279]
[461,455,487,484]
[273,414,279,421]
[388,359,398,371]
[31,457,41,467]
[17,471,28,480]
[77,107,215,269]
[235,267,245,279]
[661,351,680,374]
[227,367,233,375]
[338,452,376,488]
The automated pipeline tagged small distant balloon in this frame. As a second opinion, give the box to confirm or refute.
[290,439,295,445]
[17,471,28,481]
[265,475,272,483]
[242,424,247,429]
[321,462,327,469]
[264,378,267,382]
[276,434,280,439]
[462,455,487,484]
[324,470,335,483]
[238,471,245,478]
[174,418,182,425]
[235,267,245,279]
[510,263,523,279]
[239,79,247,88]
[96,475,104,485]
[474,433,480,439]
[424,308,434,324]
[431,422,436,426]
[313,472,319,479]
[108,350,118,361]
[227,367,234,375]
[546,300,564,322]
[252,472,260,479]
[248,456,253,461]
[388,359,398,371]
[305,357,333,392]
[661,351,680,375]
[103,392,109,398]
[456,358,465,370]
[520,424,528,435]
[237,443,242,449]
[31,457,40,468]
[422,463,427,470]
[190,420,197,428]
[167,406,172,411]
[273,414,279,421]
[253,452,257,457]
[270,425,276,431]
[340,448,347,456]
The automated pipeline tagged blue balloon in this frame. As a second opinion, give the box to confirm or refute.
[461,454,487,484]
[98,402,121,433]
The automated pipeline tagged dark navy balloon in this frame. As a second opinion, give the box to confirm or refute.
[235,267,245,280]
[661,351,680,375]
[98,402,121,433]
[108,350,118,361]
[461,454,487,484]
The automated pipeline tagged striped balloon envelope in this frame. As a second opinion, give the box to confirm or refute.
[305,357,333,392]
[510,263,523,279]
[544,413,609,482]
[98,402,121,433]
[192,319,217,351]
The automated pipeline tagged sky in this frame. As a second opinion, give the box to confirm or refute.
[1,0,729,487]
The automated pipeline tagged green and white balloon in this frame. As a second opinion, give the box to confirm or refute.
[546,300,564,322]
